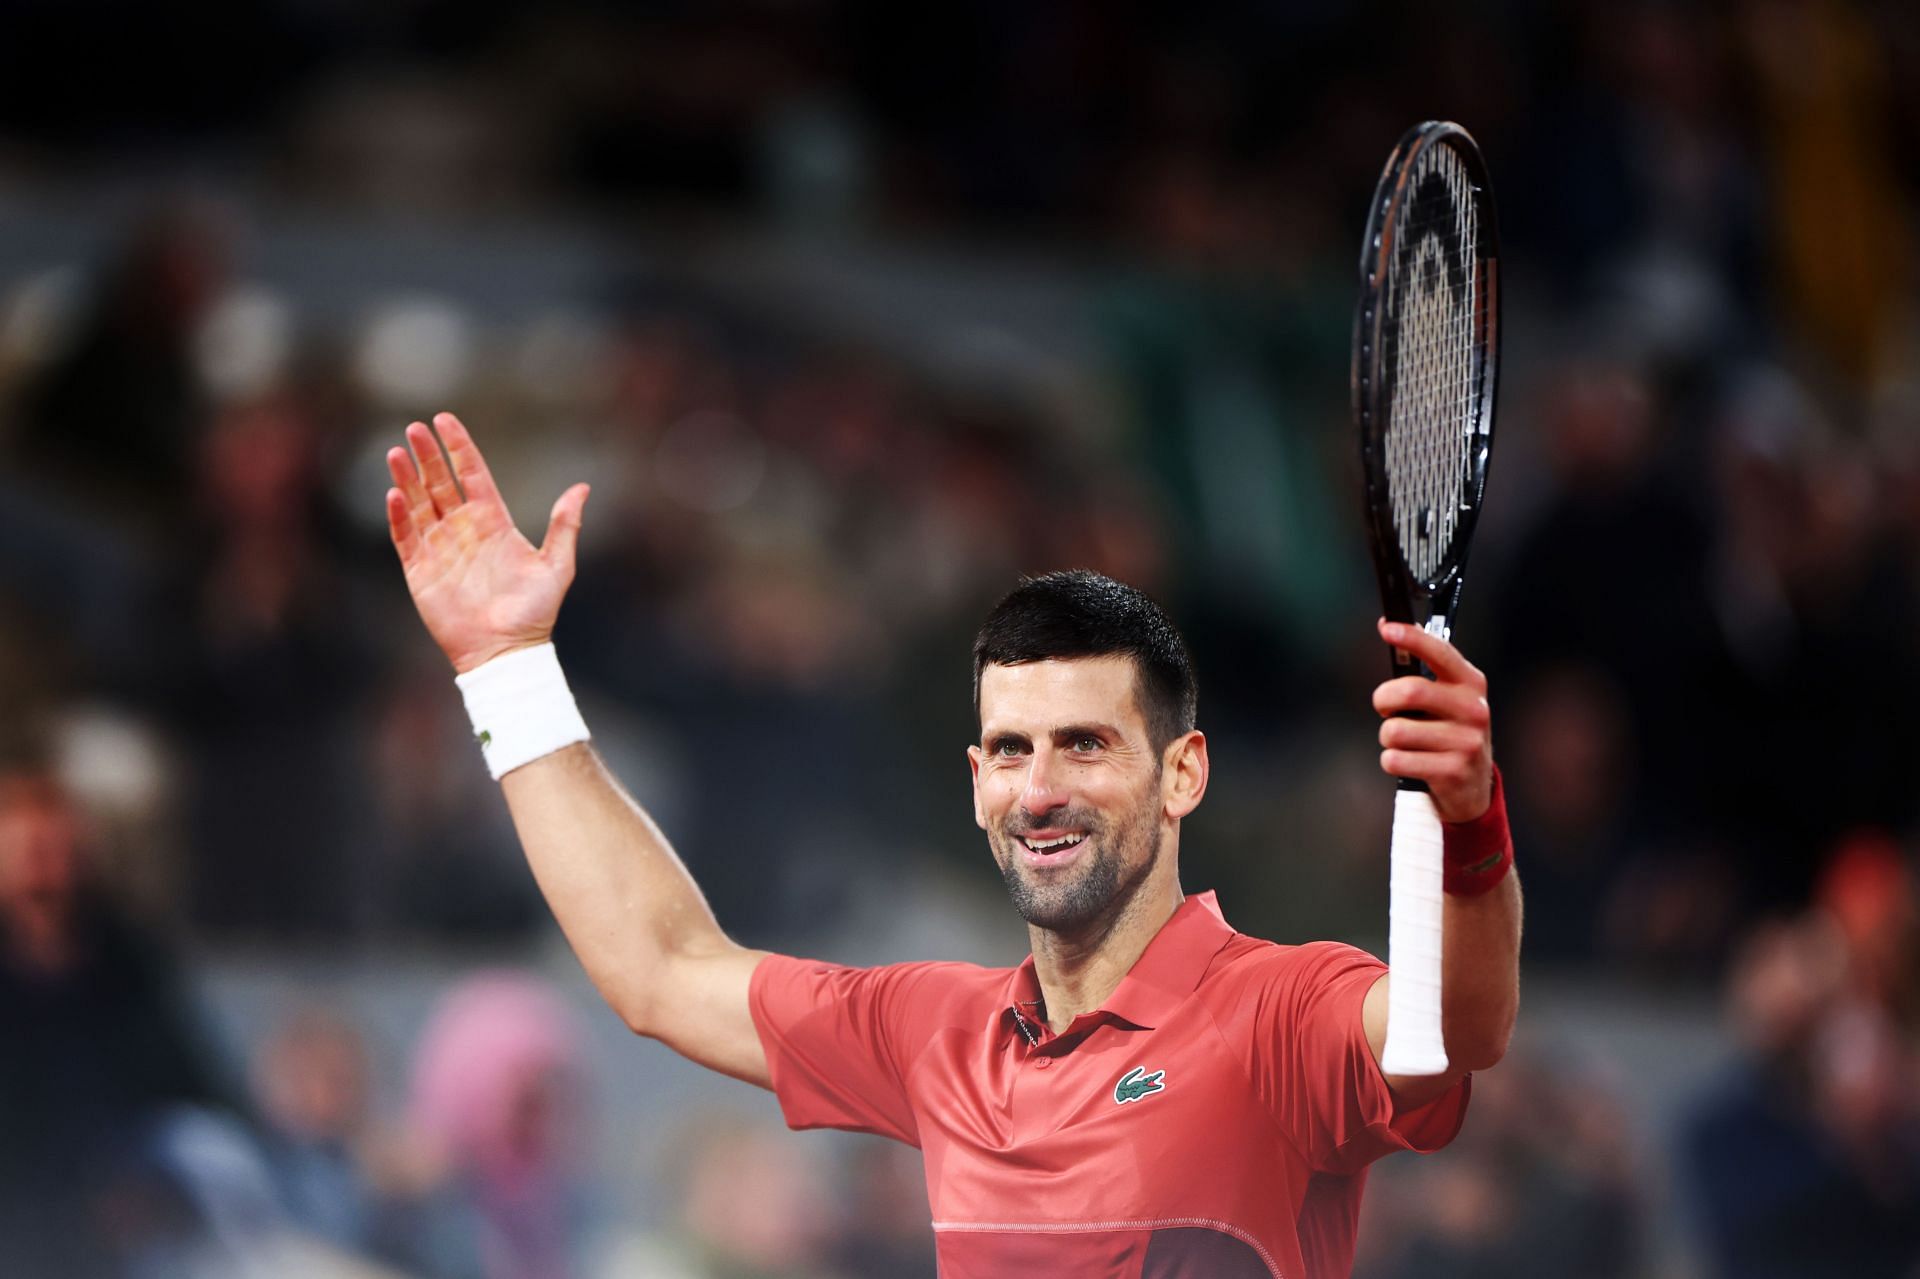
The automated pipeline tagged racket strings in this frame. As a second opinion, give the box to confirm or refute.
[1383,141,1481,589]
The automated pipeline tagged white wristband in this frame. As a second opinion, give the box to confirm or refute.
[454,642,590,780]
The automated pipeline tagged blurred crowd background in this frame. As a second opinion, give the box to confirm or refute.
[3,0,1919,1275]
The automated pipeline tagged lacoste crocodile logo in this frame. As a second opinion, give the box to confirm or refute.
[477,730,492,748]
[1114,1066,1166,1105]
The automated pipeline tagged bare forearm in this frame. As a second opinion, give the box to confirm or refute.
[1440,868,1522,1070]
[499,743,739,1034]
[385,415,769,1080]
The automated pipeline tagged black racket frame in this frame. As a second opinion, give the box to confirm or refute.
[1352,120,1502,686]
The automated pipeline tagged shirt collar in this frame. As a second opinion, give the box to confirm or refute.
[999,891,1236,1037]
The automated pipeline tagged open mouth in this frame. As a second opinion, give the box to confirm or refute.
[1019,831,1088,858]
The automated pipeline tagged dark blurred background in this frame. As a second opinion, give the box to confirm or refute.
[2,1,1918,1276]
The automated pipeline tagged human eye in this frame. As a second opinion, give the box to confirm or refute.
[990,736,1028,758]
[1069,733,1103,754]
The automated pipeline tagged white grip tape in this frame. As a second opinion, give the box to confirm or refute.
[454,642,590,780]
[1382,789,1450,1076]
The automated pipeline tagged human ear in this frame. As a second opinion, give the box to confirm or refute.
[967,745,988,829]
[1162,731,1209,820]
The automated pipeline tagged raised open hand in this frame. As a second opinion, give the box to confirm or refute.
[385,412,589,674]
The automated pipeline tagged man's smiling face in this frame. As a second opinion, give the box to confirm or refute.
[969,656,1171,936]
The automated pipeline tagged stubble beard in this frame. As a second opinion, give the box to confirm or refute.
[991,780,1163,938]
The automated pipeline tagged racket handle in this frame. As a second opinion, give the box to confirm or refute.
[1381,787,1449,1076]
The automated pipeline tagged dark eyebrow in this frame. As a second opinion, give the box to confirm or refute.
[1055,723,1123,745]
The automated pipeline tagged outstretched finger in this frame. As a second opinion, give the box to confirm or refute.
[386,487,422,563]
[539,483,591,578]
[406,420,463,518]
[434,411,502,509]
[1378,619,1484,689]
[387,443,435,531]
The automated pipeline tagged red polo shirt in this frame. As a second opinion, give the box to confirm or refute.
[748,891,1468,1279]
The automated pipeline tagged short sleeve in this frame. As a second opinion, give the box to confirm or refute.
[1248,941,1469,1174]
[748,954,964,1147]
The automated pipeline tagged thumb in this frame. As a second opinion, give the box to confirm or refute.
[540,483,590,574]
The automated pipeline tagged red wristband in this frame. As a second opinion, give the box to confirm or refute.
[1442,764,1513,896]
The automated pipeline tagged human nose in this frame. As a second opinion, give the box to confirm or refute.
[1020,746,1070,817]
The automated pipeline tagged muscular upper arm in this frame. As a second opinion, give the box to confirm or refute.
[1362,972,1471,1109]
[646,944,774,1089]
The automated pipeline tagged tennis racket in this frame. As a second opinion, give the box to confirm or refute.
[1351,121,1501,1077]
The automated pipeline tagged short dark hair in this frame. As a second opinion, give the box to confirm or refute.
[972,570,1197,749]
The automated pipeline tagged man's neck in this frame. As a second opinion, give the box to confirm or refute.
[1028,860,1183,1034]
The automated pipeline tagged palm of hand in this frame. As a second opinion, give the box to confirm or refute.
[407,504,562,672]
[386,414,589,675]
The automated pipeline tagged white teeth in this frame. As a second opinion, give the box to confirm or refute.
[1023,833,1084,852]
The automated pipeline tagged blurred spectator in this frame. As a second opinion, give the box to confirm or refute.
[145,389,381,938]
[1356,1050,1646,1279]
[11,202,229,541]
[1814,835,1917,1024]
[609,1111,846,1279]
[1497,659,1743,974]
[254,1007,382,1253]
[1702,370,1920,910]
[1502,663,1632,964]
[366,666,542,939]
[0,745,237,1277]
[400,971,592,1279]
[0,207,235,694]
[1491,359,1729,838]
[1679,895,1920,1278]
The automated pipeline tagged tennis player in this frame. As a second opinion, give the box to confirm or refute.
[385,412,1522,1279]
